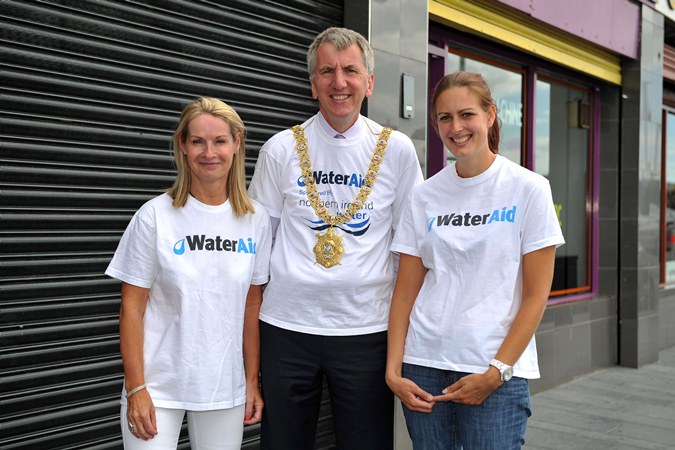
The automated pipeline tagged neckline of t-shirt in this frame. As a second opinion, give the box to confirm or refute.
[448,154,504,187]
[315,112,366,139]
[310,114,380,147]
[186,194,232,213]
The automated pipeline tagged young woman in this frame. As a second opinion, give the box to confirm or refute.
[386,72,564,449]
[106,97,271,449]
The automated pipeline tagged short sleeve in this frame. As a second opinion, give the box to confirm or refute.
[391,134,424,232]
[250,205,272,285]
[520,178,565,255]
[248,138,286,219]
[391,190,422,257]
[105,209,158,288]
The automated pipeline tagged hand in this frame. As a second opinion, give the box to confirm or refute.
[126,389,158,440]
[244,383,264,425]
[386,374,436,413]
[433,371,501,406]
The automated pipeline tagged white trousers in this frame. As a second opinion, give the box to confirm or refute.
[121,404,245,449]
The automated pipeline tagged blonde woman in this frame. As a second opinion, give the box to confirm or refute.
[106,98,271,449]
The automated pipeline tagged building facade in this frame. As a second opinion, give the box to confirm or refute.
[1,0,673,448]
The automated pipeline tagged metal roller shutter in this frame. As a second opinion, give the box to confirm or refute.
[0,1,342,448]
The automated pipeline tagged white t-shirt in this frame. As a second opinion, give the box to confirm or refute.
[391,155,565,379]
[105,193,272,410]
[248,114,423,335]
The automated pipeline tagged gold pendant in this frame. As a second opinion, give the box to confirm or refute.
[313,227,344,269]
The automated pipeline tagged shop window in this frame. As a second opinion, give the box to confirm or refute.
[535,78,591,295]
[662,110,675,285]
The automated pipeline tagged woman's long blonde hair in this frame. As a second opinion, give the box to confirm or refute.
[167,97,254,217]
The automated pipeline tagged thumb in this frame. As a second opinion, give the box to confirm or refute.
[244,401,253,421]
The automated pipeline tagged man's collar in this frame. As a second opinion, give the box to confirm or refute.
[317,113,363,139]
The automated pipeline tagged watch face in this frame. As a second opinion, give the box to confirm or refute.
[503,367,514,382]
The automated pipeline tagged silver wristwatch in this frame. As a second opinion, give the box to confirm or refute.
[490,359,514,382]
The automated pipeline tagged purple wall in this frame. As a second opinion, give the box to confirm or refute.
[498,0,640,59]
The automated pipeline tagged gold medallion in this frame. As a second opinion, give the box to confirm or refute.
[313,227,344,268]
[291,121,392,268]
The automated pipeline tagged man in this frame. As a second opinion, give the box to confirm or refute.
[249,27,423,450]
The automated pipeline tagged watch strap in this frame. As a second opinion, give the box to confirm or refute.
[490,359,513,381]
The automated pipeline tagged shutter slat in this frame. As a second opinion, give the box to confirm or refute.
[1,0,342,447]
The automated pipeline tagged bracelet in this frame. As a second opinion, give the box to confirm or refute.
[125,384,147,399]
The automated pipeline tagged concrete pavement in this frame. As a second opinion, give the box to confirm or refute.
[524,346,675,449]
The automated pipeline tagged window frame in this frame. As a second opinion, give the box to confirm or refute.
[661,106,675,287]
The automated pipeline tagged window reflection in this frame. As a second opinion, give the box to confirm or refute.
[664,111,675,283]
[536,78,591,293]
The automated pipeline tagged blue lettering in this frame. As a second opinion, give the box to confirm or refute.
[237,238,249,253]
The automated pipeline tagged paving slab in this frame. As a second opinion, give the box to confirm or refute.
[524,346,675,450]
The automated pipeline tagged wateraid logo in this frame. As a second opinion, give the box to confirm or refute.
[297,170,364,187]
[174,239,186,255]
[173,235,257,255]
[428,206,517,231]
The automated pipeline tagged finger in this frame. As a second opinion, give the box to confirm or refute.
[128,418,151,441]
[441,380,463,395]
[244,401,254,423]
[398,378,434,402]
[141,411,157,435]
[410,402,435,413]
[436,383,464,402]
[252,401,263,421]
[135,411,157,440]
[407,392,437,411]
[130,420,150,441]
[432,392,457,402]
[244,402,263,425]
[411,387,434,403]
[404,399,435,413]
[127,419,137,437]
[149,407,157,433]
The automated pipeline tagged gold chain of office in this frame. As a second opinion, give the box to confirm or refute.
[291,124,392,268]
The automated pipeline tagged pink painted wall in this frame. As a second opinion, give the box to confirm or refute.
[498,0,640,59]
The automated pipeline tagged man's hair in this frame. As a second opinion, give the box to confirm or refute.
[306,27,374,78]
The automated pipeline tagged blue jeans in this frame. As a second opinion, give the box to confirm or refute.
[402,363,532,450]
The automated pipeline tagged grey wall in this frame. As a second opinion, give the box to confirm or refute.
[619,4,664,368]
[660,290,675,348]
[368,0,428,174]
